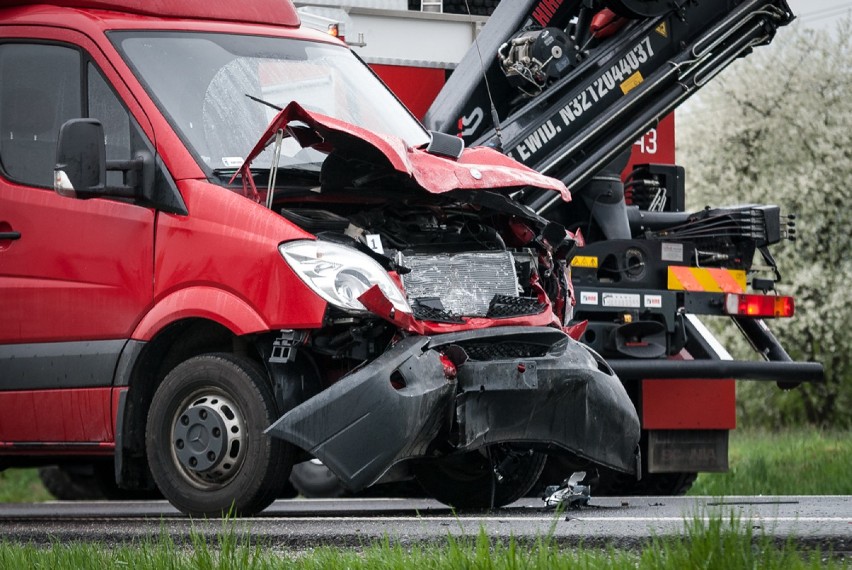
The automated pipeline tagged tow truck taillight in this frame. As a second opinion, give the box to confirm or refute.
[724,293,794,318]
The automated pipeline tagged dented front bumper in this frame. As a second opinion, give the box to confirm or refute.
[266,327,640,491]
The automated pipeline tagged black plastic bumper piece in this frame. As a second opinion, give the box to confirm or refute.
[266,335,455,492]
[451,334,641,476]
[267,327,641,491]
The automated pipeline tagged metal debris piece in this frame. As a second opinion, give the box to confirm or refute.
[543,471,590,510]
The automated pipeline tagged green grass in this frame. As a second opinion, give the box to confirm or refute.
[0,515,845,569]
[689,429,852,496]
[0,468,52,503]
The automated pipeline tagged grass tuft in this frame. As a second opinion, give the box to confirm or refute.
[0,514,846,569]
[689,429,852,496]
[0,468,52,503]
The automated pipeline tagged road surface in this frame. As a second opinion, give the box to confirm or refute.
[1,496,849,551]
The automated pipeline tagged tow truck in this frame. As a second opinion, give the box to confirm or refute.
[419,0,825,492]
[283,0,825,495]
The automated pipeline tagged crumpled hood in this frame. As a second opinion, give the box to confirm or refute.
[237,102,570,201]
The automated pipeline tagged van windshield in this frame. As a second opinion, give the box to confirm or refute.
[112,31,431,173]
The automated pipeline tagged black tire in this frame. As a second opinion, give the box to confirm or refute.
[39,465,106,500]
[414,446,547,510]
[289,459,347,499]
[38,463,161,501]
[146,353,292,516]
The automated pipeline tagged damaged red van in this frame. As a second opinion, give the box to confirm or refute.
[0,0,639,516]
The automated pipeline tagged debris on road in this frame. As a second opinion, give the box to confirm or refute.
[542,471,591,510]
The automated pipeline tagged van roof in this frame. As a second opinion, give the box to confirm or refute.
[0,0,301,27]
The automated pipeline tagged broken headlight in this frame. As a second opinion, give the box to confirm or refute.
[279,240,411,314]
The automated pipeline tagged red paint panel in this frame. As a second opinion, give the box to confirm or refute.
[369,64,446,121]
[0,0,300,28]
[0,388,114,443]
[151,180,329,334]
[240,103,569,200]
[623,112,676,177]
[642,350,736,430]
[0,25,160,345]
[0,180,154,344]
[642,379,736,429]
[133,286,269,340]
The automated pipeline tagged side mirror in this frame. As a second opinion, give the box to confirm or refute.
[54,119,107,199]
[426,130,465,160]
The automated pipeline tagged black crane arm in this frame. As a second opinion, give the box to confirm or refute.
[425,0,793,199]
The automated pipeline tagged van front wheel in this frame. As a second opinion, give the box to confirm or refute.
[146,353,292,517]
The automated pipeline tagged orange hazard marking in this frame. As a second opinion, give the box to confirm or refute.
[667,266,746,293]
[668,266,702,291]
[708,268,747,293]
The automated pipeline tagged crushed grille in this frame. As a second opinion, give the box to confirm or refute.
[411,299,464,323]
[486,295,546,318]
[460,342,550,361]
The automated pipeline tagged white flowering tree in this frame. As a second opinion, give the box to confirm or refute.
[678,22,852,428]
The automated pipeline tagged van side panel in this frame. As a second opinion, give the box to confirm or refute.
[150,180,328,333]
[0,388,113,444]
[0,181,155,344]
[131,286,270,340]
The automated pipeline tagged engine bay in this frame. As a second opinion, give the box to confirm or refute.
[278,201,571,328]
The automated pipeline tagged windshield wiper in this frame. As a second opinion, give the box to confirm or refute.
[213,165,320,179]
[245,93,282,112]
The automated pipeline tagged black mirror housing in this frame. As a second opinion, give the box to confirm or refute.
[55,119,107,199]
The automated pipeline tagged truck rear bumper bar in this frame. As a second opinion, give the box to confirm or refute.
[608,315,824,385]
[266,327,640,492]
[608,359,824,383]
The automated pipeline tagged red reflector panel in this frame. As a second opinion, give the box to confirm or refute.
[724,293,795,318]
[439,354,457,380]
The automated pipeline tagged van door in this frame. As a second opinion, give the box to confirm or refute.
[0,42,155,445]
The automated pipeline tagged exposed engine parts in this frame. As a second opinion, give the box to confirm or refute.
[281,203,571,334]
[499,27,577,95]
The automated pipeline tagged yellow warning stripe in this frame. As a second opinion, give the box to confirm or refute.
[667,266,746,293]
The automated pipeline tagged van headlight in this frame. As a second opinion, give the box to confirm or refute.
[279,240,410,314]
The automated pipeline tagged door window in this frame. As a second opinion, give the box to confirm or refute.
[0,45,135,189]
[88,63,132,186]
[0,44,81,187]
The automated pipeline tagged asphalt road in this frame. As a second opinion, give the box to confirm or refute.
[1,496,849,551]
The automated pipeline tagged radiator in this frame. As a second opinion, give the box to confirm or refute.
[400,251,519,317]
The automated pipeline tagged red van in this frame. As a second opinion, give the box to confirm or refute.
[0,0,639,516]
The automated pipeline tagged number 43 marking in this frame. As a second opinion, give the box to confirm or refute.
[635,128,658,154]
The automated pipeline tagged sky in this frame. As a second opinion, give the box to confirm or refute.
[786,0,852,31]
